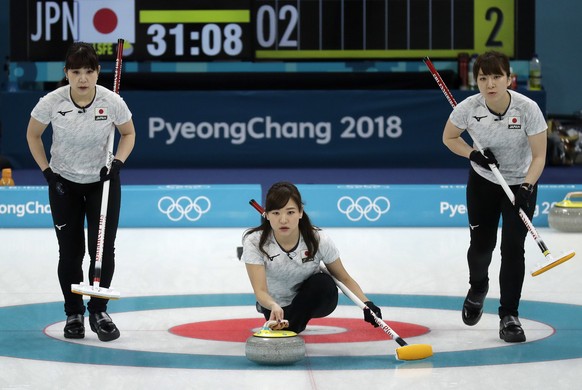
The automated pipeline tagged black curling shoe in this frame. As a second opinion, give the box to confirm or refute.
[89,312,120,342]
[462,286,488,326]
[499,315,526,343]
[64,314,85,339]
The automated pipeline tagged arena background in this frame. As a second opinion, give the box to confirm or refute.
[1,2,582,389]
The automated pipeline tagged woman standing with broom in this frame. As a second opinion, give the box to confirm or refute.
[26,42,135,342]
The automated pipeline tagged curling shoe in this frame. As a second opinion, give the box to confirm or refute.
[64,314,85,339]
[462,285,488,326]
[499,315,526,343]
[89,312,120,342]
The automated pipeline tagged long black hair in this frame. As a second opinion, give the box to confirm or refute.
[244,182,320,258]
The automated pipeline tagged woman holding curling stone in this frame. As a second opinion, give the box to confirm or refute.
[241,181,382,333]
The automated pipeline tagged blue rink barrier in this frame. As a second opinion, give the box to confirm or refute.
[0,185,261,228]
[296,184,582,227]
[1,184,580,228]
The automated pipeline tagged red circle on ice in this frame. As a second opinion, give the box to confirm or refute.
[170,317,429,343]
[93,8,118,34]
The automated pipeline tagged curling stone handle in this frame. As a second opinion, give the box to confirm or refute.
[564,192,582,203]
[263,319,289,330]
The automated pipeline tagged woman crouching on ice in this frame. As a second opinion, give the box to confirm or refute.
[241,181,381,333]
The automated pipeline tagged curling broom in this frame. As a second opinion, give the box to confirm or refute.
[423,56,575,277]
[248,198,433,361]
[71,38,125,300]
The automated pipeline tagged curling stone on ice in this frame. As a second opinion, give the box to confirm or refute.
[245,320,305,365]
[549,192,582,232]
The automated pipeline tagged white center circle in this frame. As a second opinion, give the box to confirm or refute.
[44,305,554,358]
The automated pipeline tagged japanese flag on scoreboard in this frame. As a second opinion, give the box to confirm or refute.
[78,0,135,43]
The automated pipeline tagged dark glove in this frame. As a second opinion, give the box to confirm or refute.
[100,159,124,182]
[43,167,66,195]
[363,301,382,328]
[469,148,498,170]
[514,183,534,211]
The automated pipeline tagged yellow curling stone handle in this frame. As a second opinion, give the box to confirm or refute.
[253,320,297,338]
[555,192,582,209]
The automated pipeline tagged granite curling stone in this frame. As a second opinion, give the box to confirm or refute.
[549,192,582,232]
[245,321,305,365]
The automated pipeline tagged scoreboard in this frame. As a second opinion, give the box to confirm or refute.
[10,0,534,62]
[254,0,517,59]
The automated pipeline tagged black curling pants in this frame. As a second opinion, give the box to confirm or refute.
[48,177,121,316]
[466,168,537,319]
[260,272,339,333]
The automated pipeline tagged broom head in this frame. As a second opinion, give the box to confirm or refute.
[71,283,121,300]
[395,343,434,361]
[531,250,575,276]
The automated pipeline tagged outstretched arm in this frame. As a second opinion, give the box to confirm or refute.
[245,263,284,323]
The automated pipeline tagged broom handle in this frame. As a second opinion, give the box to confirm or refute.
[93,39,124,289]
[317,263,408,347]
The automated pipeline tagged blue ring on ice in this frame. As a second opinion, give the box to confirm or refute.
[0,293,580,370]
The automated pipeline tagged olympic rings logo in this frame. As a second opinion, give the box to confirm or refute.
[157,196,211,222]
[337,196,390,222]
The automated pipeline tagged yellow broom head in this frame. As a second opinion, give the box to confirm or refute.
[395,344,434,361]
[531,250,575,277]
